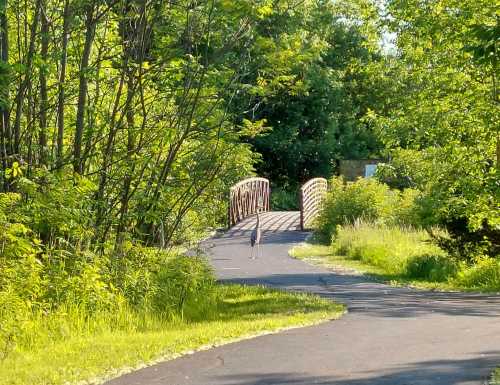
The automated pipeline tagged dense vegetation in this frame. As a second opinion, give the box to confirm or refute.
[0,0,361,377]
[373,0,498,259]
[493,369,500,385]
[0,283,343,385]
[303,177,499,292]
[0,0,498,382]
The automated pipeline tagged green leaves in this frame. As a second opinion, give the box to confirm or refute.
[373,0,499,259]
[3,162,22,180]
[465,22,499,66]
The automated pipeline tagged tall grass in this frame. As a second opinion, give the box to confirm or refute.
[455,257,500,292]
[294,221,500,292]
[491,368,500,385]
[332,222,455,281]
[0,284,344,385]
[315,177,422,241]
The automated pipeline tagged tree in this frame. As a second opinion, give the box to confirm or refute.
[373,0,499,259]
[231,0,385,188]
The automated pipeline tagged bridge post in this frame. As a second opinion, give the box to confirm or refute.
[228,177,270,227]
[299,177,328,231]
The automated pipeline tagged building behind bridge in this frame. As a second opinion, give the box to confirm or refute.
[338,159,384,181]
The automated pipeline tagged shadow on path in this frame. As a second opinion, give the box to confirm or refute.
[105,220,500,385]
[222,272,500,319]
[212,352,500,385]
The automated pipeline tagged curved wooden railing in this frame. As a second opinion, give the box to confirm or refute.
[229,177,270,227]
[299,177,328,230]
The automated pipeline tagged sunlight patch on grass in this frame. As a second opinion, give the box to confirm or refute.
[291,240,500,293]
[291,244,450,291]
[0,284,344,385]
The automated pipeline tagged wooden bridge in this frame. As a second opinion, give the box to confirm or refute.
[228,177,328,232]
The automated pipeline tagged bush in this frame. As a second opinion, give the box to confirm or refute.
[316,177,420,240]
[0,290,30,361]
[394,188,422,227]
[0,190,220,358]
[271,186,299,211]
[376,148,499,260]
[152,255,215,318]
[455,257,500,291]
[406,254,457,282]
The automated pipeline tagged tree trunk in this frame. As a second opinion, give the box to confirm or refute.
[56,0,70,168]
[39,0,49,165]
[73,3,96,174]
[12,0,41,158]
[0,0,10,190]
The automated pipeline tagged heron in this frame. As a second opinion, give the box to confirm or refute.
[250,210,262,259]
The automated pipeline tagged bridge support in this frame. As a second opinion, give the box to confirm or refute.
[299,178,328,231]
[229,177,270,227]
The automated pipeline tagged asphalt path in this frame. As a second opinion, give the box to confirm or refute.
[107,213,500,385]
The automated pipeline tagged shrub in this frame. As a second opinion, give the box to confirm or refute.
[375,149,429,190]
[271,186,299,210]
[377,148,500,260]
[152,255,214,318]
[454,257,500,291]
[316,177,420,240]
[0,290,30,361]
[406,254,457,282]
[110,242,173,307]
[394,188,422,227]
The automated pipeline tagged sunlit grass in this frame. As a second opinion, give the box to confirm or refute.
[291,223,500,293]
[491,368,500,384]
[0,284,344,385]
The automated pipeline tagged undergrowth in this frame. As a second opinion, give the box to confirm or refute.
[0,284,344,385]
[491,368,500,385]
[292,223,500,292]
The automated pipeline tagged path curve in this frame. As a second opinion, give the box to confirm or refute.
[107,213,500,385]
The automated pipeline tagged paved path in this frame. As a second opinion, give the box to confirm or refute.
[108,213,500,385]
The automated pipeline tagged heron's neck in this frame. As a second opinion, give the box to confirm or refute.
[256,212,260,227]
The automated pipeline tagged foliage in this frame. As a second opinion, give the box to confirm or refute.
[455,257,500,292]
[315,177,420,239]
[233,0,385,186]
[270,186,299,211]
[0,284,344,385]
[405,254,458,283]
[331,222,451,279]
[492,368,500,385]
[294,221,500,292]
[369,0,500,259]
[375,148,499,260]
[152,255,214,317]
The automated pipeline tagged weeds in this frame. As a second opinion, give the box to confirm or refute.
[332,222,447,279]
[293,222,500,292]
[0,284,344,385]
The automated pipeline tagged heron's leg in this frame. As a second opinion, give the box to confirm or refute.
[257,243,260,259]
[250,246,254,259]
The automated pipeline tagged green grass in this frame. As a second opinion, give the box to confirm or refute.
[0,284,344,385]
[491,368,500,385]
[291,223,500,293]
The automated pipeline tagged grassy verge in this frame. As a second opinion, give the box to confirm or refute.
[291,243,455,291]
[290,224,500,293]
[491,368,500,385]
[0,284,344,385]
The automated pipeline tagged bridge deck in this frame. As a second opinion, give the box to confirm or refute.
[227,211,301,236]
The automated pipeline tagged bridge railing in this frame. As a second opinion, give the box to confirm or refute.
[299,177,328,230]
[229,177,270,227]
